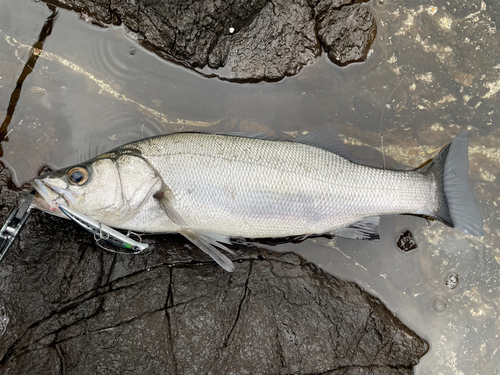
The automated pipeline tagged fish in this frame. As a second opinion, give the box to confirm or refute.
[30,128,484,272]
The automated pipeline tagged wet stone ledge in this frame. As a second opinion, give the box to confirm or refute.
[40,0,377,82]
[0,163,428,374]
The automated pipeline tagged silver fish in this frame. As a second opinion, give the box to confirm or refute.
[31,128,484,272]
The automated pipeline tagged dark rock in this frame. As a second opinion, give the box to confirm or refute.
[41,0,376,82]
[314,0,377,66]
[113,0,269,69]
[397,230,418,252]
[0,163,428,374]
[208,0,320,82]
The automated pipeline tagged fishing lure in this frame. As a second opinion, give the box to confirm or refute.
[58,205,148,253]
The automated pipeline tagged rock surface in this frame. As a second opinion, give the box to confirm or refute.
[396,230,418,252]
[0,163,428,374]
[41,0,376,81]
[314,0,377,66]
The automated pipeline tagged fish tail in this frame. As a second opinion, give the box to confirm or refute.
[421,132,484,236]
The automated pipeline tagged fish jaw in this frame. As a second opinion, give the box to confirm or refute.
[30,178,75,218]
[31,193,68,219]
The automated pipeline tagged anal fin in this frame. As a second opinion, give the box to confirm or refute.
[329,217,380,241]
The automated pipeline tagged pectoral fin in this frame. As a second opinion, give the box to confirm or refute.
[153,186,235,272]
[153,187,186,226]
[181,229,235,272]
[330,217,380,241]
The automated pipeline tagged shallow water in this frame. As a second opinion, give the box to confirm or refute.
[1,0,500,373]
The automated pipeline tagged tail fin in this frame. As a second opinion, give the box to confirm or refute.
[422,132,484,237]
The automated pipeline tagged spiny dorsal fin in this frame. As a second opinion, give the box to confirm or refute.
[215,126,359,163]
[295,127,359,163]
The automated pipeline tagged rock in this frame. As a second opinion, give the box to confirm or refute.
[208,0,320,82]
[0,163,428,374]
[314,0,377,66]
[396,230,418,252]
[41,0,376,82]
[112,0,270,69]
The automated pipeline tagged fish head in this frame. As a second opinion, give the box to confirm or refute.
[31,151,162,225]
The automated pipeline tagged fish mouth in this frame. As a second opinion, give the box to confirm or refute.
[31,179,75,218]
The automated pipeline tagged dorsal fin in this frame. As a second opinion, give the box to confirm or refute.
[215,126,359,163]
[294,126,359,163]
[213,131,280,141]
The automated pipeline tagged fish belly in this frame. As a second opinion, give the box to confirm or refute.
[128,133,438,238]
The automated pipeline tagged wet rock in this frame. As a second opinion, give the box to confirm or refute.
[208,0,320,82]
[0,163,428,374]
[113,0,269,69]
[41,0,376,82]
[397,230,418,252]
[314,0,377,66]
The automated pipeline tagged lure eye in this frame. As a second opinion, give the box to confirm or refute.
[67,167,89,185]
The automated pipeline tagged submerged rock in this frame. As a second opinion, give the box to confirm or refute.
[396,230,418,252]
[0,163,427,374]
[41,0,376,82]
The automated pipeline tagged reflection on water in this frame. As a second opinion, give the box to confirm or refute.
[0,0,499,373]
[0,4,58,156]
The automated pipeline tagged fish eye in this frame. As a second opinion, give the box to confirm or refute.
[67,167,89,185]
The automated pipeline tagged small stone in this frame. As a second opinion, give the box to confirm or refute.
[397,230,418,251]
[445,272,459,289]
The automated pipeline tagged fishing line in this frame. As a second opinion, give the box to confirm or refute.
[98,222,110,240]
[93,223,144,255]
[94,237,144,255]
[126,230,145,242]
[379,67,413,169]
[378,1,423,169]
